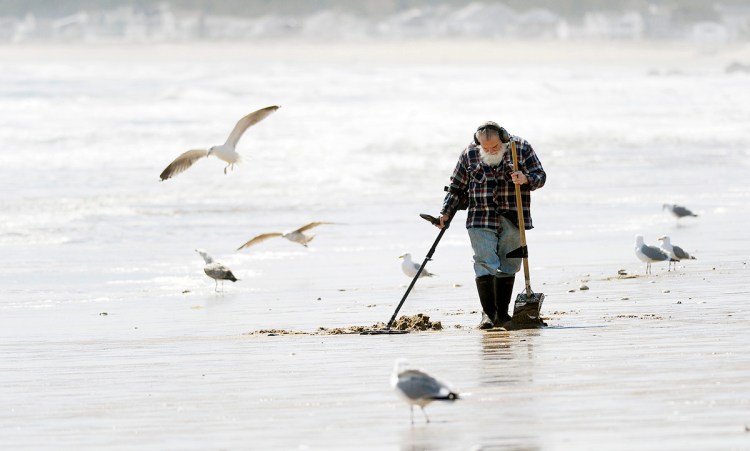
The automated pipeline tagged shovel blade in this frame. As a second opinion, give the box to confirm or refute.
[505,245,528,259]
[510,292,546,329]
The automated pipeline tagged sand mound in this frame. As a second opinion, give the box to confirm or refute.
[384,313,443,331]
[246,313,442,336]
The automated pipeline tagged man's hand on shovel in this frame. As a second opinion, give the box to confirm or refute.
[510,170,528,185]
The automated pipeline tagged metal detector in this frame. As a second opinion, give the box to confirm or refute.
[362,189,465,335]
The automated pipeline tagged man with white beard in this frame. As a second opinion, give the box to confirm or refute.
[436,122,546,329]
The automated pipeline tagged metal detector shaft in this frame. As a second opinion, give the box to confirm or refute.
[385,215,451,329]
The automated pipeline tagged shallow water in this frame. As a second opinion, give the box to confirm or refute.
[1,41,749,449]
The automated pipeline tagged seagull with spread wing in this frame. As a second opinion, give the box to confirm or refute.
[159,105,279,181]
[237,222,334,250]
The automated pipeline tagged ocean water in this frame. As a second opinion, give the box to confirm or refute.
[1,44,747,309]
[1,43,749,449]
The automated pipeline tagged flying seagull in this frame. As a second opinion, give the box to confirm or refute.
[195,249,238,292]
[391,359,459,424]
[663,203,698,219]
[399,253,435,278]
[159,105,279,181]
[237,222,335,250]
[658,235,697,270]
[634,234,670,274]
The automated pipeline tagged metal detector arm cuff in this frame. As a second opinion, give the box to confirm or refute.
[442,185,469,213]
[441,153,470,216]
[441,185,469,220]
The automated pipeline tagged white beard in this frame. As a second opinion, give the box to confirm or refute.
[479,147,506,166]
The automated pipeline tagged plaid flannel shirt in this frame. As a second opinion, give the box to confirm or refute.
[441,137,546,230]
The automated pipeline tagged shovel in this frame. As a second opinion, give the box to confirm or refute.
[505,140,546,327]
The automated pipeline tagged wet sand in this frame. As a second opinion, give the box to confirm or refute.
[2,208,749,449]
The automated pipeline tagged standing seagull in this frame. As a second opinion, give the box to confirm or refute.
[663,204,698,219]
[658,235,697,271]
[237,222,334,250]
[159,105,279,181]
[391,359,459,424]
[634,234,670,274]
[399,253,435,278]
[195,249,238,292]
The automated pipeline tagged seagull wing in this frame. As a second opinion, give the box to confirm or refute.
[408,260,434,277]
[673,205,696,217]
[224,105,280,149]
[237,232,284,250]
[672,245,694,260]
[641,244,669,261]
[160,149,209,181]
[295,221,335,233]
[397,369,455,401]
[204,262,238,281]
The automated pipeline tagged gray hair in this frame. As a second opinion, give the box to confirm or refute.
[474,121,502,144]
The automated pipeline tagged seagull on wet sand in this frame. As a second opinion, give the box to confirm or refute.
[391,359,459,424]
[237,222,335,250]
[159,105,279,181]
[195,249,238,292]
[658,235,697,270]
[663,203,698,219]
[399,253,435,278]
[634,234,670,274]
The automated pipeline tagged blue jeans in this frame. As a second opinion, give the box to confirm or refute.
[468,216,522,278]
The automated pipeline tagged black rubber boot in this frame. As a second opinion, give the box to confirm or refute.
[493,275,515,326]
[475,275,496,329]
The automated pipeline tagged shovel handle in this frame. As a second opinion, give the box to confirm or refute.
[510,141,533,296]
